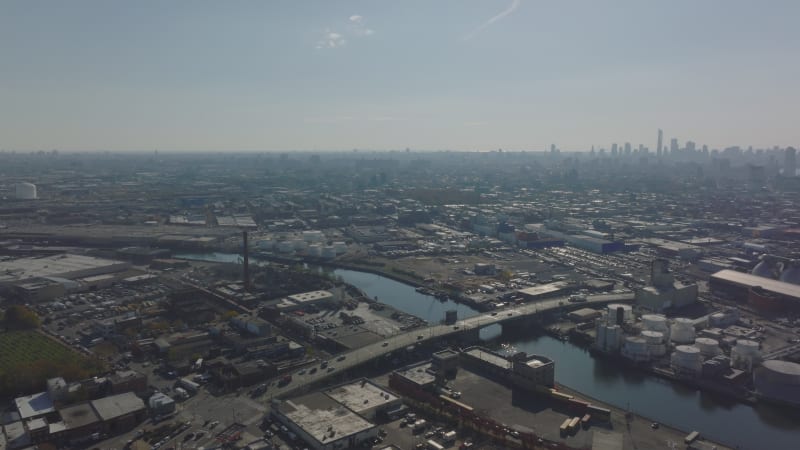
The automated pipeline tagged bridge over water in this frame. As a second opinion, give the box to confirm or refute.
[266,293,634,399]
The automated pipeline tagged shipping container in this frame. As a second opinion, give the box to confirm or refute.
[427,440,445,450]
[559,418,571,436]
[581,414,591,429]
[685,431,700,444]
[568,417,580,433]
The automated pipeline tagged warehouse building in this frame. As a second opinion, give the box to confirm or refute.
[271,392,378,450]
[0,254,132,301]
[710,269,800,313]
[324,379,402,421]
[460,346,555,391]
[517,281,572,302]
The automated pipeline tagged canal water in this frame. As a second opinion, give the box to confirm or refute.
[177,253,800,449]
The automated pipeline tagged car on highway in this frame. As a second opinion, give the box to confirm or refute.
[337,355,346,361]
[309,367,317,374]
[382,342,389,347]
[327,366,335,372]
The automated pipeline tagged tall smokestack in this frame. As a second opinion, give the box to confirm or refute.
[242,230,250,290]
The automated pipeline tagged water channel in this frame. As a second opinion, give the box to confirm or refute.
[178,253,800,449]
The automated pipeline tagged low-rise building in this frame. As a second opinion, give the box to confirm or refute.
[271,392,378,450]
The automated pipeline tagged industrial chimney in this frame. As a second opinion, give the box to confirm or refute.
[242,230,250,291]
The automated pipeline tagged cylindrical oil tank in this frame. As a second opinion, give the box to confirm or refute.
[292,239,308,251]
[623,336,649,361]
[276,241,295,253]
[595,320,607,350]
[648,343,667,357]
[607,304,632,323]
[321,246,337,259]
[755,360,800,386]
[605,325,622,351]
[642,330,664,344]
[752,258,777,278]
[302,230,325,243]
[731,340,761,369]
[671,345,703,375]
[694,337,721,357]
[671,318,695,344]
[642,314,669,332]
[754,360,800,406]
[780,260,800,285]
[307,244,323,257]
[333,241,347,254]
[15,182,37,200]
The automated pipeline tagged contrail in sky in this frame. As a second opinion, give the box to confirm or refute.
[463,0,522,41]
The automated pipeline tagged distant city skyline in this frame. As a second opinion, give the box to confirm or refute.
[2,0,799,152]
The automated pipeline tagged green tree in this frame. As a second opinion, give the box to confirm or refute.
[4,305,40,330]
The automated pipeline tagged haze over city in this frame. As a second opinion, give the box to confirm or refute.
[3,2,800,450]
[2,0,800,152]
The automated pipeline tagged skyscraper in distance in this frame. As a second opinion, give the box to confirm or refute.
[785,147,797,177]
[657,129,663,157]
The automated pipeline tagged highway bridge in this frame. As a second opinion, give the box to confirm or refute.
[263,292,634,400]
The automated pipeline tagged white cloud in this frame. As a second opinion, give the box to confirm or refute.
[316,14,374,49]
[349,13,374,37]
[316,31,346,49]
[464,0,521,41]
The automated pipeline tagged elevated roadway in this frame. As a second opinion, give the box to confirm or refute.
[264,293,634,400]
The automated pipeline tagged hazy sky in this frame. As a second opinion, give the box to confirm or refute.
[2,0,799,152]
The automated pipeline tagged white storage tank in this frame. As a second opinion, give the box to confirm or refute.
[333,241,347,254]
[276,241,295,253]
[321,246,337,259]
[780,260,800,285]
[671,318,696,345]
[671,345,703,376]
[622,336,650,361]
[595,319,607,350]
[604,324,623,352]
[292,239,308,251]
[15,182,37,200]
[754,360,800,407]
[694,337,721,358]
[606,304,632,324]
[642,330,664,344]
[642,314,669,332]
[648,342,667,357]
[302,230,325,243]
[307,244,323,257]
[731,339,761,370]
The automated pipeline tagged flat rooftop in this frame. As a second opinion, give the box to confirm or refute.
[324,379,398,415]
[711,270,800,300]
[277,392,375,445]
[394,362,437,386]
[464,348,511,370]
[288,290,333,303]
[59,402,100,430]
[0,254,129,282]
[14,392,55,420]
[90,392,145,421]
[517,281,570,299]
